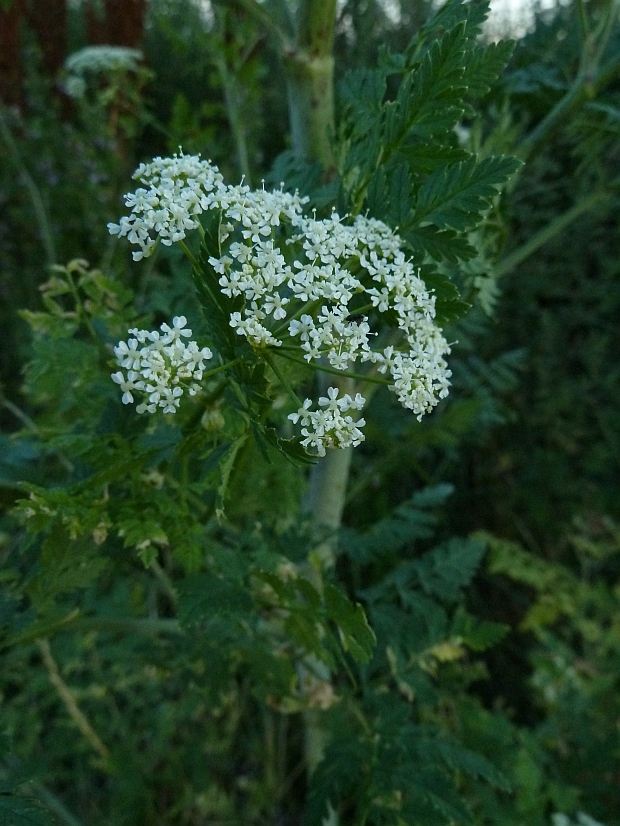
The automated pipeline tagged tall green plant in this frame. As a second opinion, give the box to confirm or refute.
[0,1,534,824]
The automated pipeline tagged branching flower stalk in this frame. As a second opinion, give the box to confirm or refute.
[108,151,452,777]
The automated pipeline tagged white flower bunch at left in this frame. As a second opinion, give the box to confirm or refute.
[65,46,144,77]
[64,46,144,99]
[108,153,226,260]
[111,316,212,414]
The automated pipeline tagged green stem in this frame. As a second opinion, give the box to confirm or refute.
[283,0,337,167]
[151,559,178,606]
[590,0,620,67]
[228,0,291,52]
[65,267,108,360]
[283,0,341,777]
[38,639,110,762]
[0,107,57,267]
[212,4,253,183]
[304,409,353,568]
[74,618,182,635]
[272,298,322,338]
[576,0,589,44]
[227,0,341,778]
[273,348,391,386]
[520,0,620,160]
[1,398,74,473]
[201,357,244,380]
[264,351,302,406]
[217,56,252,183]
[30,782,84,826]
[495,189,610,278]
[178,239,199,269]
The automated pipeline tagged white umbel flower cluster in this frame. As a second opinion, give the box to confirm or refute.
[110,152,452,450]
[111,316,212,414]
[288,388,366,457]
[108,154,226,260]
[65,46,144,76]
[64,46,144,98]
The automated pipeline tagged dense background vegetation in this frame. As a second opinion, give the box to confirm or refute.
[0,0,619,824]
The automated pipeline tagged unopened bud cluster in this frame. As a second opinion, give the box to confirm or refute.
[112,316,212,414]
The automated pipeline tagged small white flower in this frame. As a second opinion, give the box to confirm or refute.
[318,387,340,411]
[111,370,143,404]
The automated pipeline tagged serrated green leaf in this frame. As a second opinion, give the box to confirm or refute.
[3,610,80,650]
[18,311,78,340]
[0,794,57,826]
[385,23,468,149]
[420,269,472,323]
[452,607,508,652]
[404,225,477,264]
[397,592,449,651]
[176,574,253,628]
[295,577,322,611]
[399,141,469,175]
[411,771,474,824]
[342,486,450,565]
[413,0,490,45]
[258,424,317,466]
[465,40,515,99]
[414,537,486,602]
[367,162,413,225]
[437,740,512,791]
[266,150,322,201]
[216,435,247,512]
[339,67,386,128]
[25,525,109,615]
[414,155,522,232]
[252,569,289,603]
[464,618,509,652]
[72,449,159,493]
[324,584,375,663]
[284,613,336,668]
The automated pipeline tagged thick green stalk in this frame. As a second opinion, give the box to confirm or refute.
[227,0,344,776]
[216,55,252,183]
[283,0,337,167]
[288,4,348,781]
[284,53,335,165]
[212,4,253,183]
[284,0,343,776]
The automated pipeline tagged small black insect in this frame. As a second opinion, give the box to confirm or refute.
[346,313,367,324]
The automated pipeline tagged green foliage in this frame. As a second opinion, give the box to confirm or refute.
[478,521,620,822]
[1,0,618,824]
[337,0,520,267]
[193,211,244,362]
[0,759,57,826]
[326,0,522,345]
[0,797,56,826]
